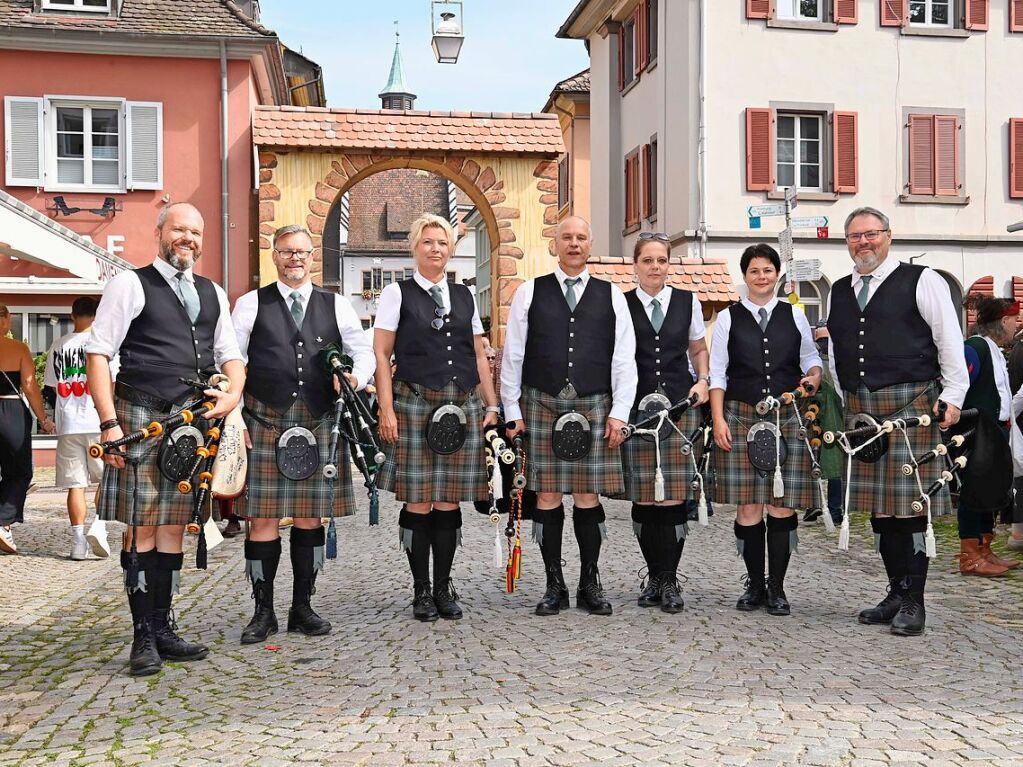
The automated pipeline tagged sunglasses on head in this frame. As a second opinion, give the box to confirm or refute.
[430,305,448,331]
[638,232,670,243]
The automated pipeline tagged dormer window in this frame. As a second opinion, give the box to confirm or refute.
[41,0,111,12]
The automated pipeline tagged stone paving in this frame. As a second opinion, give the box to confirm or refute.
[2,473,1022,766]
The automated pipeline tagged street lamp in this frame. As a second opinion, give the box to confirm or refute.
[431,1,464,64]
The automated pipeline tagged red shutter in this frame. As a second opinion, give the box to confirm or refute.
[1012,276,1023,306]
[908,114,935,195]
[834,0,858,23]
[966,276,994,328]
[617,26,625,90]
[624,156,632,226]
[745,107,774,192]
[642,143,652,219]
[635,5,648,72]
[880,0,907,26]
[625,154,641,227]
[965,0,989,30]
[833,111,859,194]
[934,115,960,196]
[1011,119,1023,198]
[1013,1,1023,32]
[746,0,770,19]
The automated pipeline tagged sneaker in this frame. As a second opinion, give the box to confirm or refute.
[70,537,90,561]
[86,519,110,558]
[0,526,16,555]
[1008,532,1023,552]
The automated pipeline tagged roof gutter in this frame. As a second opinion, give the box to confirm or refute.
[220,40,230,293]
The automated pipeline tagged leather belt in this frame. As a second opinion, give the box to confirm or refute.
[115,381,175,413]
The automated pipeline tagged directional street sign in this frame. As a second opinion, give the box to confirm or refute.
[778,227,794,262]
[785,185,798,210]
[748,216,762,229]
[791,216,828,229]
[788,258,822,282]
[748,203,787,218]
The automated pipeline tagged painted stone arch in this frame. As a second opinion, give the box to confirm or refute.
[257,150,560,343]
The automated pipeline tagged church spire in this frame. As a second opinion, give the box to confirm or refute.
[379,22,416,110]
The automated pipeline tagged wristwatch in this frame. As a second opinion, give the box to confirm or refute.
[698,374,711,383]
[485,405,501,414]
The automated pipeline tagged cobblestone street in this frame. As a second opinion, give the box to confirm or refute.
[2,476,1022,767]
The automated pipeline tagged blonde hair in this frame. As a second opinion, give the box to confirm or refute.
[408,213,455,258]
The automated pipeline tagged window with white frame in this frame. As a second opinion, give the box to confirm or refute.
[42,0,110,11]
[909,0,951,27]
[776,0,823,20]
[53,103,120,187]
[776,113,823,192]
[777,279,828,327]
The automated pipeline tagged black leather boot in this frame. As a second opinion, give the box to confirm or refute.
[577,562,613,615]
[433,579,463,620]
[413,580,439,621]
[891,546,928,637]
[766,515,796,616]
[735,520,767,611]
[242,538,280,644]
[657,507,688,614]
[288,527,331,636]
[430,509,462,619]
[658,573,685,614]
[150,609,209,661]
[129,617,162,677]
[637,573,662,607]
[858,580,903,625]
[859,519,905,624]
[534,506,569,616]
[574,504,611,615]
[633,504,661,607]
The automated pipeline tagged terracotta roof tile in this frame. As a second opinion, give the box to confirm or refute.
[253,106,564,155]
[587,257,739,305]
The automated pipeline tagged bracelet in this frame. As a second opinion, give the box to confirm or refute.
[99,419,118,431]
[485,405,501,413]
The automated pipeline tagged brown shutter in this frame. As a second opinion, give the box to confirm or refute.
[880,0,907,26]
[1013,1,1023,32]
[642,143,652,219]
[745,107,774,192]
[908,114,935,195]
[635,5,648,72]
[834,0,858,23]
[1010,119,1023,198]
[617,26,625,91]
[934,115,960,196]
[966,276,994,328]
[746,0,770,20]
[833,111,859,194]
[965,0,989,30]
[1013,276,1023,306]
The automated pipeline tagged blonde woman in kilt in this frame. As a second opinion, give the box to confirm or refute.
[620,233,709,613]
[710,244,822,617]
[374,214,500,622]
[231,225,374,643]
[86,203,245,676]
[826,208,968,636]
[502,217,637,617]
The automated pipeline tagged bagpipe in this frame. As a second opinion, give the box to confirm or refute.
[475,424,532,592]
[320,344,385,536]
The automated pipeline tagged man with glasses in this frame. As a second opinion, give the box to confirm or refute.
[230,225,373,644]
[502,216,637,616]
[826,206,968,636]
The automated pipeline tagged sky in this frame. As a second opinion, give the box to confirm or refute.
[259,1,590,113]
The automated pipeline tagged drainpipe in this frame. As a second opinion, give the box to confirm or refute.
[220,40,230,291]
[697,0,708,263]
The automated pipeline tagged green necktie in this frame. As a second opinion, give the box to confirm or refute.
[174,272,200,323]
[650,297,664,333]
[289,291,305,329]
[857,275,873,311]
[564,277,581,311]
[758,307,769,332]
[429,284,445,311]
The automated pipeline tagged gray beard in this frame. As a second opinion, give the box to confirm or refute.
[853,252,883,273]
[160,244,199,272]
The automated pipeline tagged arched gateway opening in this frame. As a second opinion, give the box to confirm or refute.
[253,106,565,344]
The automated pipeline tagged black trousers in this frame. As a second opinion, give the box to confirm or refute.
[0,399,33,526]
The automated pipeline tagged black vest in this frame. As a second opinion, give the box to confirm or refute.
[118,264,219,404]
[522,273,615,397]
[626,287,695,407]
[827,263,940,392]
[245,284,342,418]
[725,301,803,406]
[393,279,479,392]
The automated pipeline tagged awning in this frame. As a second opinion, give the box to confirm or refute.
[0,189,133,283]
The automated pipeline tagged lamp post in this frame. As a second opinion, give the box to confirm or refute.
[431,1,464,64]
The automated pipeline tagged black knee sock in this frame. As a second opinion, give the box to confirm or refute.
[632,504,660,574]
[149,551,183,612]
[123,549,158,625]
[766,515,797,587]
[891,516,929,600]
[734,519,766,584]
[657,503,689,577]
[430,507,462,586]
[290,526,324,604]
[573,503,606,574]
[534,504,565,570]
[399,507,432,585]
[244,538,281,598]
[871,517,903,584]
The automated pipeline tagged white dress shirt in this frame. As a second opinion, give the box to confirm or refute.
[231,280,374,391]
[500,266,638,423]
[634,285,706,341]
[709,297,822,392]
[86,257,242,368]
[374,271,485,335]
[825,258,970,407]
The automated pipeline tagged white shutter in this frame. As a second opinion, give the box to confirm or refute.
[4,96,44,187]
[126,100,162,190]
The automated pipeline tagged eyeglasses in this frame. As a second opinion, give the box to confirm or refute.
[639,232,671,243]
[274,248,315,260]
[845,229,889,244]
[430,306,449,331]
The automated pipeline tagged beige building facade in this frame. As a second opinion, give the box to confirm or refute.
[559,0,1023,322]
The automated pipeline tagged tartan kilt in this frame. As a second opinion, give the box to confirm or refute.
[522,386,623,496]
[617,404,704,503]
[376,380,489,503]
[97,396,208,526]
[842,380,950,518]
[711,399,819,509]
[234,397,355,519]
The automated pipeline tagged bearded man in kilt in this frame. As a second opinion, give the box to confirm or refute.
[374,214,500,622]
[231,225,373,643]
[710,244,822,617]
[827,207,968,637]
[619,233,710,614]
[502,216,637,617]
[86,203,245,676]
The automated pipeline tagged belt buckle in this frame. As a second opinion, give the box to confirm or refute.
[558,382,578,400]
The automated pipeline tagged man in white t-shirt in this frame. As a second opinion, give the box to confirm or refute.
[44,297,116,560]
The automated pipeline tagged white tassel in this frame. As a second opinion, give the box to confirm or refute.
[925,523,937,559]
[773,465,784,498]
[697,475,709,526]
[822,506,835,533]
[493,525,503,569]
[772,408,784,498]
[654,469,665,502]
[838,512,850,551]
